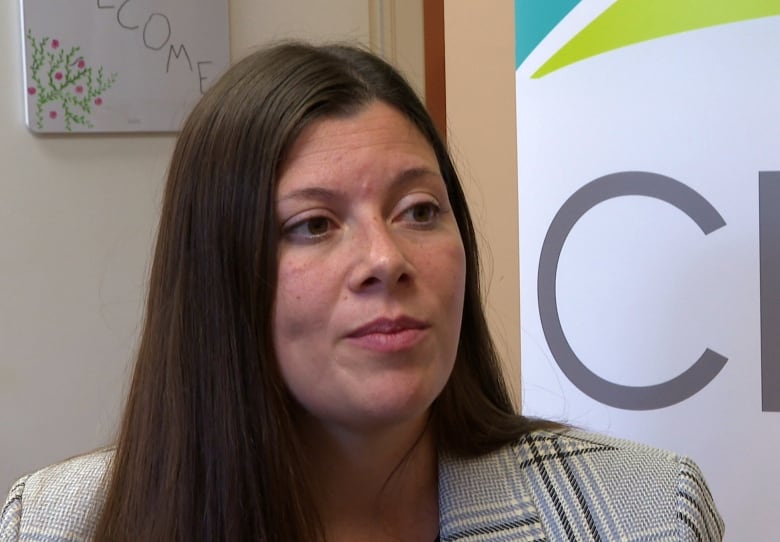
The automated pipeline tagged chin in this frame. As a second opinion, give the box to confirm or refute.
[350,392,438,431]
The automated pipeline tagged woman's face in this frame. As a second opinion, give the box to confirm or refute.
[273,101,466,436]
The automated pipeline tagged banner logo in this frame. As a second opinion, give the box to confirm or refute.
[517,0,780,77]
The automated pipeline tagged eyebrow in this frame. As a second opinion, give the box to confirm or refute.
[276,167,442,203]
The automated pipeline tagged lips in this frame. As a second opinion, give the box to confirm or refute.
[346,316,429,353]
[348,316,427,337]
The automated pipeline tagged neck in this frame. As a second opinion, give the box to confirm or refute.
[301,413,440,542]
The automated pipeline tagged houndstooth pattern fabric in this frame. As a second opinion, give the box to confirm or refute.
[1,430,723,541]
[1,450,111,542]
[438,430,724,541]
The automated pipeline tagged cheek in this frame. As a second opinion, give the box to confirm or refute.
[416,237,467,347]
[432,240,467,305]
[453,241,467,295]
[443,241,468,345]
[273,264,315,399]
[273,259,314,340]
[450,244,468,332]
[273,253,338,349]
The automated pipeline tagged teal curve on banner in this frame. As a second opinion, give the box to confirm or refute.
[515,0,581,69]
[517,0,780,77]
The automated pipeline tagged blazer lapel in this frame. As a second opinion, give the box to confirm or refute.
[438,446,546,541]
[512,431,627,542]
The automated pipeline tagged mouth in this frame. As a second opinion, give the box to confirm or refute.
[348,316,428,337]
[346,316,430,353]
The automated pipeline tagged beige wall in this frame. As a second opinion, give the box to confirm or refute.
[444,2,522,402]
[230,0,425,98]
[230,0,369,57]
[0,1,172,493]
[369,0,425,98]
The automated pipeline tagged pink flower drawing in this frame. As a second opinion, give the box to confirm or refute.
[26,30,117,130]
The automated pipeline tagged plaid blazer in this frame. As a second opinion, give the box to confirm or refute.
[1,429,723,541]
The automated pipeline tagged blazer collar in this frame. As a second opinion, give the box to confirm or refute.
[438,442,546,541]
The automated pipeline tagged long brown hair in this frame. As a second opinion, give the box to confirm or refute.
[95,42,554,541]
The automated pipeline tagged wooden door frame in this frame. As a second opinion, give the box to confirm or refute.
[423,0,446,140]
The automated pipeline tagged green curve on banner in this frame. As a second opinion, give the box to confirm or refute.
[516,0,582,69]
[532,0,780,78]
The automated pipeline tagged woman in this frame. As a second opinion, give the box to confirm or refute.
[1,43,723,541]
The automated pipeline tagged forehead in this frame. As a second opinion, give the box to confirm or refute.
[280,101,436,175]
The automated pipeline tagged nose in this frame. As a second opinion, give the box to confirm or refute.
[347,219,413,292]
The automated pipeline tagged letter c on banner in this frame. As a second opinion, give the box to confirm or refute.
[538,171,728,410]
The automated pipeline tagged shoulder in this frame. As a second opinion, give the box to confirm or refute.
[1,449,113,542]
[513,429,725,541]
[439,429,724,541]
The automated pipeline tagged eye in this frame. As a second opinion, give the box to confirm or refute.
[284,215,335,242]
[400,201,440,226]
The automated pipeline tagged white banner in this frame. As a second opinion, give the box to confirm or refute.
[516,1,780,539]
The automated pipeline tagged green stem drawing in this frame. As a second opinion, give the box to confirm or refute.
[25,30,118,131]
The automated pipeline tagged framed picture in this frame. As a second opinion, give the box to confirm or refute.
[20,0,230,133]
